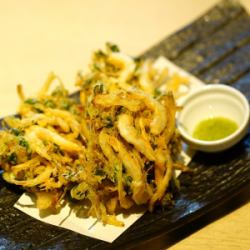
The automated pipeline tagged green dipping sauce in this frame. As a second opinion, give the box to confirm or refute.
[193,117,238,141]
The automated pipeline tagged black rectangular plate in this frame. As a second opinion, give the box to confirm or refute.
[0,1,250,249]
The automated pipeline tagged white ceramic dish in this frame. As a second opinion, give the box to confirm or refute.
[177,84,250,152]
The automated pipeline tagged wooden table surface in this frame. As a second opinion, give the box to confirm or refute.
[0,1,249,249]
[169,201,250,250]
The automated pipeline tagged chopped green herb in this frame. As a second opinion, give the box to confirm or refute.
[124,176,133,195]
[69,106,80,116]
[34,107,44,113]
[53,143,61,153]
[95,168,106,176]
[81,78,92,89]
[25,98,38,105]
[111,165,118,183]
[11,128,22,136]
[154,88,162,97]
[7,152,17,165]
[95,50,106,57]
[60,100,71,110]
[134,57,142,71]
[52,86,68,97]
[93,63,101,71]
[107,42,120,52]
[93,84,104,95]
[104,116,113,128]
[44,99,56,108]
[76,190,87,198]
[125,175,133,185]
[19,137,29,150]
[62,171,77,180]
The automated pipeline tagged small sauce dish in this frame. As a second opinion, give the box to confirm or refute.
[177,84,250,152]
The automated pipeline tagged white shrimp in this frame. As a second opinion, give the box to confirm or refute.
[99,130,134,209]
[109,136,149,205]
[45,109,80,136]
[16,113,70,133]
[149,153,174,211]
[138,60,154,95]
[94,93,143,112]
[107,52,136,83]
[148,97,167,135]
[12,157,41,175]
[117,114,155,161]
[132,91,167,135]
[26,126,81,153]
[3,166,53,187]
[98,130,117,163]
[25,129,52,160]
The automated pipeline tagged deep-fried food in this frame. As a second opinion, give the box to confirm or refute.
[0,43,190,226]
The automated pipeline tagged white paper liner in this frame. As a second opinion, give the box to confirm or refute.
[15,194,143,243]
[14,57,204,243]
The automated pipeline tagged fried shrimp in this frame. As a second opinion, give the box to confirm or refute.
[107,52,135,83]
[0,43,189,226]
[94,93,143,112]
[129,91,167,135]
[138,60,154,95]
[3,166,53,187]
[27,126,81,153]
[117,113,155,161]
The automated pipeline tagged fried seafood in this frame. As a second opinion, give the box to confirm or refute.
[0,43,190,226]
